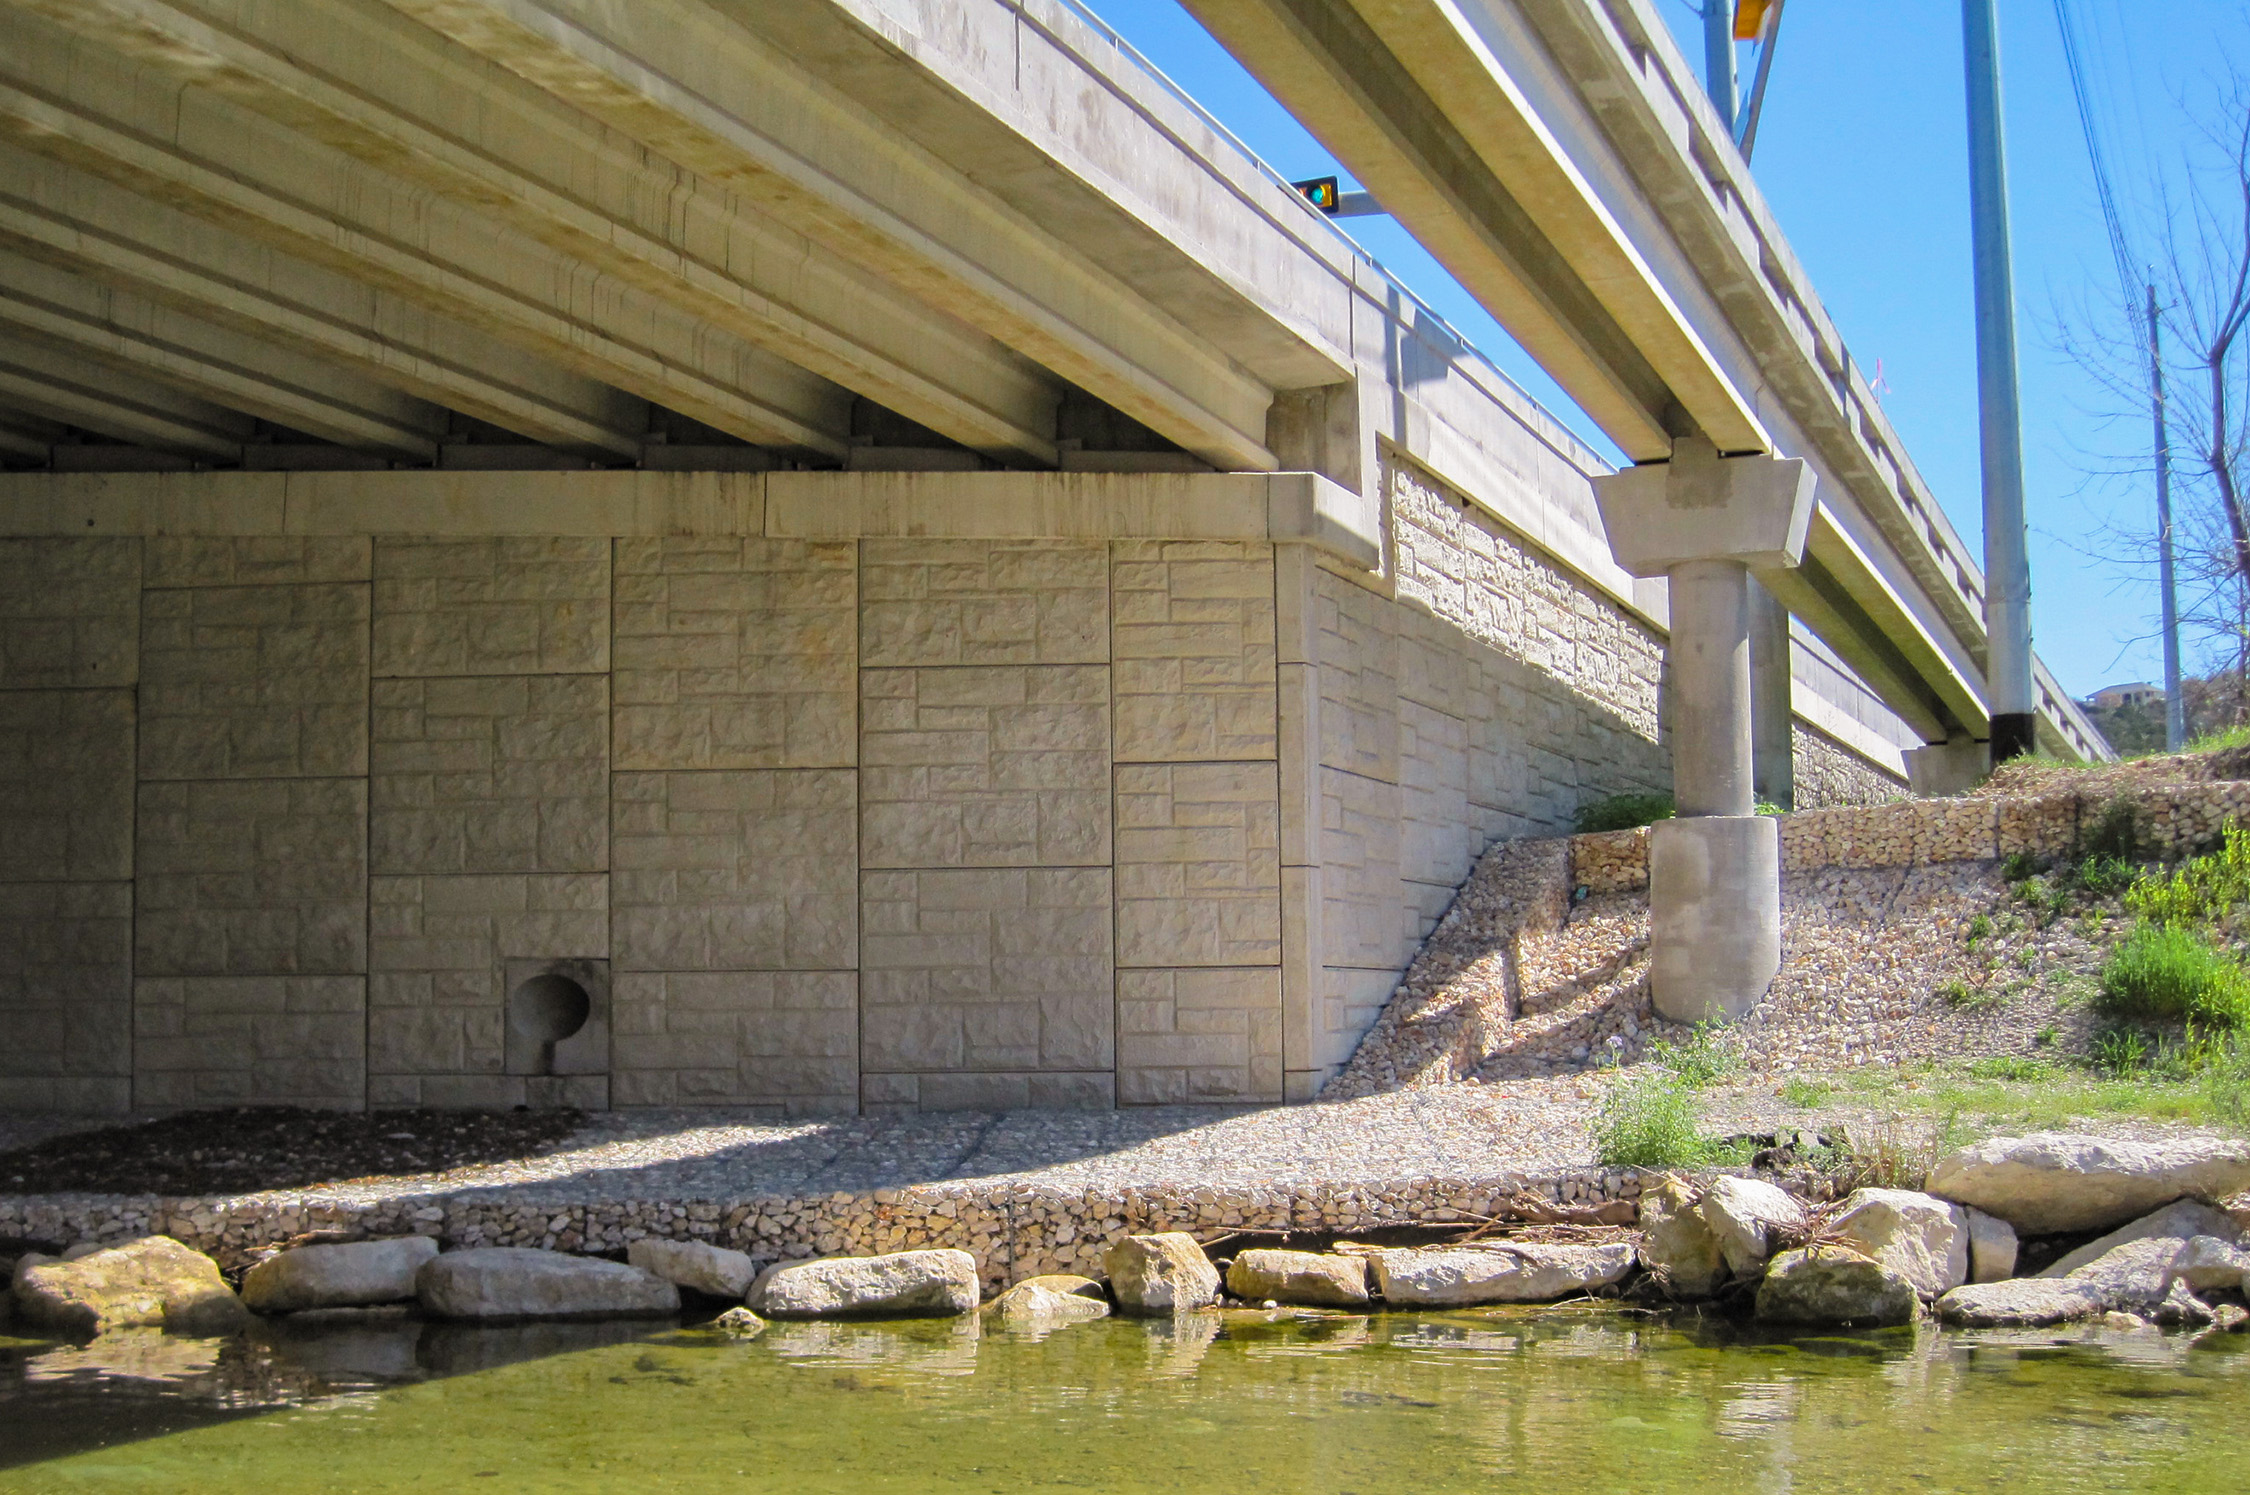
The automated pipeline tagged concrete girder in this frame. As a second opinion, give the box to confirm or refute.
[3,0,1066,466]
[1178,0,1766,462]
[1510,0,2004,709]
[0,144,650,459]
[0,403,60,461]
[370,0,1287,471]
[0,243,444,460]
[0,327,248,458]
[0,12,854,459]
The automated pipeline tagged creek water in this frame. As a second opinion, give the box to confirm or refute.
[1,1309,2245,1493]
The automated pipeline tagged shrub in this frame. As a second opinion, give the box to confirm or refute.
[2078,797,2147,863]
[1573,792,1675,835]
[2001,851,2039,884]
[2098,923,2250,1029]
[1590,1078,1710,1168]
[2070,855,2135,899]
[2187,723,2250,754]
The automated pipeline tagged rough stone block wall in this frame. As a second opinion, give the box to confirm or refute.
[0,476,1912,1113]
[1277,457,1677,1095]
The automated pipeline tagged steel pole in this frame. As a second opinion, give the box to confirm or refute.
[1703,2,1738,124]
[1963,0,2036,763]
[2151,281,2185,750]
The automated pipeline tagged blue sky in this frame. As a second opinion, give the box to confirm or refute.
[1083,0,2246,701]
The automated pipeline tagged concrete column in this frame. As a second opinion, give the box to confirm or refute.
[1592,438,1816,1025]
[1668,557,1754,817]
[1748,579,1794,810]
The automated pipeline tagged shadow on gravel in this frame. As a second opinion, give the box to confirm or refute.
[0,1109,585,1196]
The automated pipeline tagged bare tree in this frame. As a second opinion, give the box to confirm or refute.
[2056,72,2250,723]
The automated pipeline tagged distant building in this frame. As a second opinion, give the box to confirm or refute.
[2089,682,2165,710]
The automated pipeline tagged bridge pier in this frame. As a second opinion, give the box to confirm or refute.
[1593,439,1816,1023]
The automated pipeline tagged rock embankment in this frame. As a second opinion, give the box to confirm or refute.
[5,1130,2244,1346]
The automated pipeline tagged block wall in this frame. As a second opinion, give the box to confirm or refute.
[0,466,1906,1112]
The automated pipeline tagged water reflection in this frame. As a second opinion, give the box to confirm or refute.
[0,1311,2243,1492]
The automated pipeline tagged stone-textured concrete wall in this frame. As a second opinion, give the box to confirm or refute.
[0,468,1910,1113]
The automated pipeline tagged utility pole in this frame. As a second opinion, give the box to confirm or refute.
[1963,0,2037,764]
[1703,2,1737,126]
[2150,281,2185,750]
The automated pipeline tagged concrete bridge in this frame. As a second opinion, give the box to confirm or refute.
[0,0,2100,1115]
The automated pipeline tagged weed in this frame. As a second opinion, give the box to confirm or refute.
[1645,1023,1739,1087]
[2075,910,2107,942]
[1573,792,1675,835]
[1827,1113,1957,1192]
[2035,1024,2058,1046]
[1965,912,1992,948]
[2078,797,2147,863]
[2016,944,2039,971]
[2097,922,2250,1028]
[1778,1075,1834,1108]
[2090,1025,2154,1075]
[2001,851,2039,884]
[1590,1077,1710,1168]
[2070,855,2136,899]
[2126,823,2250,928]
[1968,1055,2055,1081]
[1938,978,2005,1011]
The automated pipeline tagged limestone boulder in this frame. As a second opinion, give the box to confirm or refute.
[711,1306,766,1337]
[415,1248,680,1321]
[14,1236,248,1338]
[626,1239,757,1301]
[11,1252,54,1289]
[987,1281,1111,1330]
[241,1236,438,1314]
[1965,1208,2018,1284]
[1755,1246,1919,1327]
[1637,1175,1727,1296]
[1371,1242,1635,1307]
[2171,1235,2250,1294]
[1935,1278,2109,1328]
[1926,1132,2250,1234]
[1103,1234,1221,1316]
[747,1250,980,1319]
[1826,1189,1969,1298]
[1698,1176,1806,1276]
[1224,1250,1369,1308]
[2039,1199,2241,1280]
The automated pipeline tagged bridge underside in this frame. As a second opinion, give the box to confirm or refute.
[0,0,2086,1113]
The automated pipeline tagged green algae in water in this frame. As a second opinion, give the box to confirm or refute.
[2,1311,2247,1494]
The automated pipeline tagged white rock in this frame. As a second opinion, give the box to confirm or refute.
[1827,1189,1968,1298]
[1697,1176,1806,1276]
[1102,1234,1221,1316]
[747,1250,980,1319]
[1638,1175,1727,1297]
[1371,1242,1635,1306]
[626,1239,756,1301]
[241,1237,438,1314]
[1965,1208,2018,1284]
[1224,1250,1368,1308]
[415,1248,680,1321]
[1755,1246,1919,1326]
[1926,1132,2250,1234]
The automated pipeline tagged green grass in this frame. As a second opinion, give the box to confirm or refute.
[1815,1046,2248,1133]
[2097,922,2250,1028]
[2126,822,2250,927]
[2187,722,2250,753]
[1778,1075,1835,1108]
[1573,792,1674,834]
[1590,1076,1714,1168]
